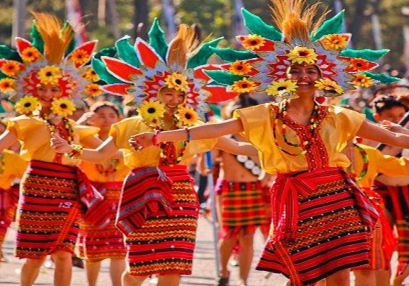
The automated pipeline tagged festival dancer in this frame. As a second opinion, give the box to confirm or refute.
[128,1,409,285]
[214,95,268,286]
[0,13,107,286]
[50,22,257,286]
[0,120,27,266]
[365,95,409,286]
[77,102,129,286]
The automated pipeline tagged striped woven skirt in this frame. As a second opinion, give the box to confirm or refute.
[15,160,81,259]
[0,185,19,243]
[375,182,409,263]
[123,166,199,276]
[215,179,266,238]
[77,181,126,262]
[257,167,377,286]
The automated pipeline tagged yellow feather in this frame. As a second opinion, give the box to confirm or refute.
[167,24,200,69]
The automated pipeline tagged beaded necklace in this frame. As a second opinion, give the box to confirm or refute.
[347,143,369,181]
[0,153,5,175]
[45,117,74,162]
[271,100,320,156]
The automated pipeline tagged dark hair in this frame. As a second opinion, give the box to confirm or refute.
[90,102,121,116]
[371,95,408,114]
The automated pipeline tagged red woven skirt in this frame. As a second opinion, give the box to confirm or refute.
[257,167,378,286]
[375,182,409,263]
[122,166,199,276]
[215,179,266,238]
[15,160,81,259]
[0,185,19,242]
[77,181,126,262]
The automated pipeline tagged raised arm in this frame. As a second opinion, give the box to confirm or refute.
[214,136,258,156]
[357,120,409,149]
[132,118,244,149]
[51,133,118,163]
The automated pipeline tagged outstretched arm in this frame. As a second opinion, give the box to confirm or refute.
[0,130,18,152]
[51,133,119,163]
[214,136,258,156]
[357,120,409,148]
[132,118,243,149]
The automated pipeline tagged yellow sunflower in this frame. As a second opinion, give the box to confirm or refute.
[314,79,343,95]
[70,49,90,66]
[138,100,165,123]
[0,78,16,93]
[241,35,266,51]
[266,79,298,97]
[351,74,374,88]
[83,67,100,82]
[14,95,41,114]
[50,98,76,118]
[287,46,318,65]
[21,47,41,62]
[85,83,103,97]
[0,61,21,77]
[37,66,62,85]
[176,106,199,126]
[164,73,189,91]
[229,61,253,76]
[231,78,257,93]
[320,34,349,50]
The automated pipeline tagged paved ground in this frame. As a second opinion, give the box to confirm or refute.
[1,217,409,286]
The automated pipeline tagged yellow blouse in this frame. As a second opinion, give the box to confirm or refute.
[0,150,28,189]
[109,117,218,169]
[350,144,409,188]
[80,158,130,182]
[233,103,365,174]
[7,115,99,165]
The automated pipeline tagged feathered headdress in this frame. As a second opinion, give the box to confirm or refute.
[206,0,400,99]
[92,19,237,128]
[0,13,100,117]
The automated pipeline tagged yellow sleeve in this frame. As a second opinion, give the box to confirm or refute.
[109,118,138,150]
[73,124,100,141]
[374,148,409,176]
[7,116,44,141]
[334,106,366,143]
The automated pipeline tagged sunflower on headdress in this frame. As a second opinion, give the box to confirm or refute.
[165,73,189,91]
[50,98,76,117]
[229,61,253,76]
[0,78,16,93]
[348,58,374,72]
[138,99,165,123]
[176,105,199,127]
[70,49,90,66]
[86,83,103,97]
[232,78,257,93]
[21,47,41,62]
[315,79,343,95]
[241,35,266,51]
[14,95,41,114]
[266,79,298,97]
[352,74,374,88]
[38,66,62,85]
[0,61,22,77]
[287,46,318,65]
[320,34,349,51]
[83,67,100,82]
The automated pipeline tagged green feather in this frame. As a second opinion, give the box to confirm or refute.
[362,72,401,84]
[63,22,76,56]
[311,10,344,41]
[30,23,44,53]
[204,70,244,85]
[0,71,7,80]
[115,36,140,67]
[94,47,117,60]
[340,49,389,62]
[187,37,222,69]
[148,18,168,61]
[91,57,124,84]
[210,47,256,62]
[0,45,21,61]
[242,8,282,41]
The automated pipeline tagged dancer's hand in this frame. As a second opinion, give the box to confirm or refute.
[381,120,407,133]
[129,132,155,152]
[50,133,72,153]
